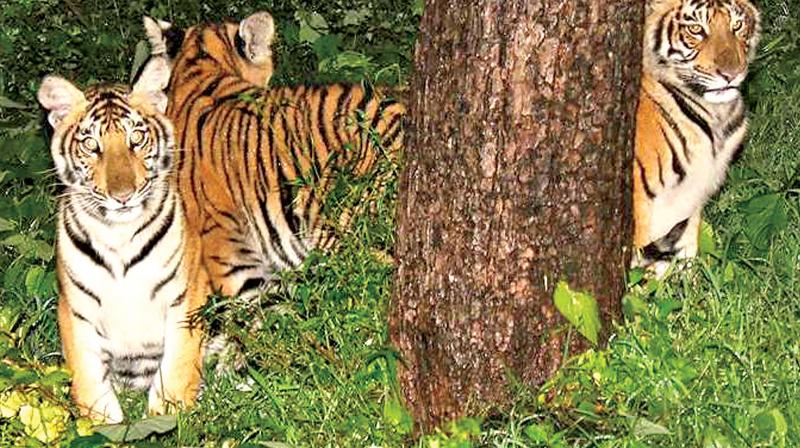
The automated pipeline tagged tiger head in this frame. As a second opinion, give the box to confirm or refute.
[38,57,174,223]
[645,0,760,104]
[143,11,276,88]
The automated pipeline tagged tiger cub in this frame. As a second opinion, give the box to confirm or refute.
[143,12,405,299]
[38,56,207,422]
[633,0,760,273]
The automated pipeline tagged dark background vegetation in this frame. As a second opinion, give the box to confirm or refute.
[0,0,798,446]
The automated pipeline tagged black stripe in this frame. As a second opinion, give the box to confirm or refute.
[222,264,260,277]
[235,277,265,297]
[731,142,745,163]
[63,212,112,274]
[133,194,167,237]
[65,269,102,306]
[662,82,714,146]
[169,289,187,307]
[642,218,689,262]
[115,352,163,363]
[722,106,746,138]
[661,81,710,116]
[636,157,656,199]
[660,126,686,182]
[652,13,667,52]
[644,90,691,162]
[257,186,291,265]
[111,365,159,379]
[152,259,181,300]
[71,308,89,323]
[124,199,175,274]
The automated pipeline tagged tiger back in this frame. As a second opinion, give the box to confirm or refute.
[633,0,760,272]
[38,56,207,423]
[146,12,405,299]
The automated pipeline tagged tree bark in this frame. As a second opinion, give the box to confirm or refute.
[390,0,643,430]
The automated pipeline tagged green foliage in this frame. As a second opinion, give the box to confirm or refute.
[94,415,177,442]
[0,0,798,446]
[553,281,602,345]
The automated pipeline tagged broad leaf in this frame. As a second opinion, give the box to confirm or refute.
[631,417,670,437]
[553,281,601,345]
[742,193,788,253]
[95,415,177,442]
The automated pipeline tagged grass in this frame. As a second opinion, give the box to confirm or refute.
[0,0,798,446]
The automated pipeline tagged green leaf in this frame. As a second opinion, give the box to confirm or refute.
[342,8,371,27]
[702,427,732,448]
[383,397,413,435]
[94,415,177,442]
[129,40,151,84]
[523,423,550,443]
[24,266,46,298]
[0,217,14,232]
[754,408,788,440]
[553,281,601,345]
[656,298,682,318]
[298,24,321,44]
[631,417,670,437]
[742,193,788,253]
[38,369,71,388]
[622,293,647,319]
[412,0,425,16]
[0,95,29,110]
[296,11,328,44]
[68,433,110,448]
[698,219,717,256]
[312,34,341,61]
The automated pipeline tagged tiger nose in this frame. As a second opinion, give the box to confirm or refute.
[717,68,738,82]
[110,188,134,204]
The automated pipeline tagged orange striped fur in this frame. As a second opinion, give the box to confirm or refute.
[38,57,206,422]
[146,12,405,298]
[633,0,759,274]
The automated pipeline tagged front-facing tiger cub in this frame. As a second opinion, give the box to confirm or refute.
[633,0,760,273]
[38,56,207,422]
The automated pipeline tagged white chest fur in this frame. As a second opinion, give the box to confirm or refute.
[58,191,185,389]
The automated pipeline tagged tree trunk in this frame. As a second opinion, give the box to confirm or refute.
[390,0,643,430]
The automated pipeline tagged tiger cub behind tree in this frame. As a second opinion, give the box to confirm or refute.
[633,0,760,273]
[38,56,207,423]
[144,12,406,300]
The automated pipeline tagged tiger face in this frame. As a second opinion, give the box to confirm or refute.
[646,0,760,103]
[38,58,174,222]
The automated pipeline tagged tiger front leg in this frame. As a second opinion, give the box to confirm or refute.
[672,208,702,260]
[58,296,123,423]
[147,271,207,415]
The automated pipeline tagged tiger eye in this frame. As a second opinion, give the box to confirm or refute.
[688,24,704,35]
[83,138,98,152]
[130,130,145,146]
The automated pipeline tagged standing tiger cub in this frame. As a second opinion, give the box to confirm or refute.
[38,57,207,422]
[144,12,405,300]
[633,0,760,273]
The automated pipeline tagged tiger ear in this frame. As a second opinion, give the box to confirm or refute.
[37,76,86,128]
[131,56,170,113]
[238,11,275,65]
[143,15,172,56]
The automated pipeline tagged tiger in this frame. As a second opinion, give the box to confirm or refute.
[633,0,760,274]
[143,11,406,300]
[37,56,207,423]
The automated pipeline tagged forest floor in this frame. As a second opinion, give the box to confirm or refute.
[0,0,797,446]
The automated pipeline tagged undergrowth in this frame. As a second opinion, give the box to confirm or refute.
[0,0,797,446]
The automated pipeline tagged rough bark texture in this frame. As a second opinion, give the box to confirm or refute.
[390,0,644,430]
